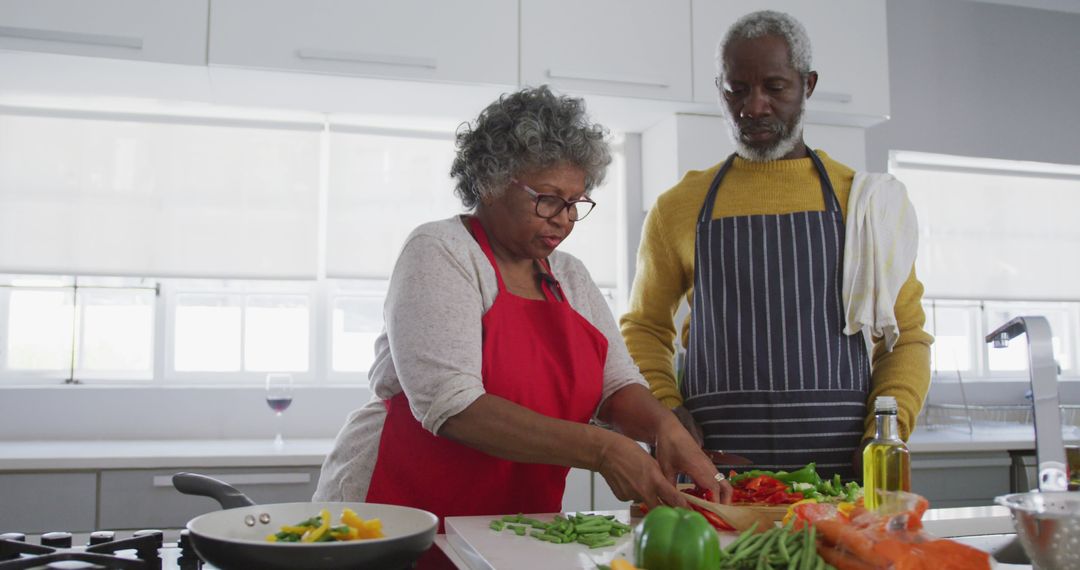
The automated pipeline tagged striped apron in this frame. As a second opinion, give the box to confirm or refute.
[683,149,870,480]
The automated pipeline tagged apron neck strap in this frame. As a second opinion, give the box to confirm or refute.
[467,216,507,293]
[698,146,839,224]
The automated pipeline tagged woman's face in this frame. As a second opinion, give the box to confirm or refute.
[479,163,588,262]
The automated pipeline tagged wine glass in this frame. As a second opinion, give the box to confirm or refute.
[265,373,294,450]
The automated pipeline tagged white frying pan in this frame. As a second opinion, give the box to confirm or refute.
[173,472,437,570]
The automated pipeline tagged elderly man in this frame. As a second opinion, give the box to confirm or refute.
[621,10,932,479]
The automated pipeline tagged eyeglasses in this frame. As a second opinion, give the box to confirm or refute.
[511,179,596,222]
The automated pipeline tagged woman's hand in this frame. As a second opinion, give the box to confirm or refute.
[595,433,691,510]
[654,415,734,504]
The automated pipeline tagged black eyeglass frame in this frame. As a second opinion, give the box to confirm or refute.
[511,179,597,222]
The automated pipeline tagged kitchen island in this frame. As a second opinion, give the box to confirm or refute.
[436,505,1023,569]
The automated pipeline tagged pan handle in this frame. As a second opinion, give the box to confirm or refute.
[172,472,257,510]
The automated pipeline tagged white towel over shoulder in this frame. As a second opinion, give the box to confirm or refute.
[843,172,919,352]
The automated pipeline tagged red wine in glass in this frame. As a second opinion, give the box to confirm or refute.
[265,373,294,449]
[266,396,293,413]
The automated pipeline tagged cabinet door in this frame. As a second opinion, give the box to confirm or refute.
[99,467,321,530]
[911,452,1010,508]
[692,0,889,124]
[592,471,633,511]
[0,472,97,533]
[562,468,592,512]
[521,0,692,101]
[0,0,208,65]
[209,0,517,86]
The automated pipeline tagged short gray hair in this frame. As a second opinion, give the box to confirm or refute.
[451,85,611,210]
[716,10,813,80]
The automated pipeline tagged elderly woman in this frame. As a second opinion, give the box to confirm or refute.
[314,86,730,525]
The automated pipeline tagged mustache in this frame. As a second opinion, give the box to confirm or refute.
[736,119,785,135]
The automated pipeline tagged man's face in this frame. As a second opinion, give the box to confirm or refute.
[719,34,816,161]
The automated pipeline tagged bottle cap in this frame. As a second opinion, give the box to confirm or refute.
[874,396,898,413]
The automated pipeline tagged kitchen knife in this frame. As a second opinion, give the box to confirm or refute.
[704,449,753,465]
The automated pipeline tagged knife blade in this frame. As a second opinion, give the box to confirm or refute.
[704,449,753,465]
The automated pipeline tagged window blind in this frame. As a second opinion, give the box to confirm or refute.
[891,151,1080,301]
[0,108,322,279]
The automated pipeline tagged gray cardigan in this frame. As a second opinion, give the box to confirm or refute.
[314,216,647,502]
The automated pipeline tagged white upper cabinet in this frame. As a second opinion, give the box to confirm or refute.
[208,0,517,86]
[521,0,692,101]
[692,0,890,125]
[0,0,208,65]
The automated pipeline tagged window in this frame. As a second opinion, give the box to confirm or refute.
[0,105,631,386]
[984,302,1075,374]
[893,151,1080,382]
[165,280,314,382]
[923,300,1079,382]
[924,300,979,378]
[330,280,388,376]
[1,275,155,382]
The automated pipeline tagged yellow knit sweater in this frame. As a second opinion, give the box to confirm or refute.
[620,151,932,442]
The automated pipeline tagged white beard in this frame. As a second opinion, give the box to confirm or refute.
[721,101,807,162]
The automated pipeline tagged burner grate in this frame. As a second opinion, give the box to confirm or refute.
[0,530,190,570]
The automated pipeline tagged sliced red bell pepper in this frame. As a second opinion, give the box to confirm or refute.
[687,503,735,532]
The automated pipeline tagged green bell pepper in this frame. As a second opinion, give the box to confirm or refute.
[633,506,720,570]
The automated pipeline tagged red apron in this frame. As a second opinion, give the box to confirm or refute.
[366,217,607,530]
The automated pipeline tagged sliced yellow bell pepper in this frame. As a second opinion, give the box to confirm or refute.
[300,509,332,543]
[279,525,313,534]
[782,498,818,525]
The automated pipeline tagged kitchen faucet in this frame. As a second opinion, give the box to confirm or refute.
[985,316,1068,492]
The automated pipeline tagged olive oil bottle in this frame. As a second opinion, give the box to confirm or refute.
[862,396,911,510]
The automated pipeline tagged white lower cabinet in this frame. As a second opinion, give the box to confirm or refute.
[911,451,1012,508]
[561,468,592,513]
[0,467,320,533]
[0,472,97,533]
[593,472,633,512]
[99,467,321,530]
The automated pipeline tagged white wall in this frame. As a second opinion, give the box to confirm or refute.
[867,0,1080,171]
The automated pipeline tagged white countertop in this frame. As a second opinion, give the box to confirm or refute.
[0,423,1076,471]
[908,423,1080,453]
[439,506,1019,570]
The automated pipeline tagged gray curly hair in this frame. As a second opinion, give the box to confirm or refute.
[716,10,813,80]
[451,85,611,210]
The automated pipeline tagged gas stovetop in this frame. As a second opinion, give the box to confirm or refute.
[0,530,209,570]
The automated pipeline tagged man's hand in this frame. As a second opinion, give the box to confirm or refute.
[672,405,704,447]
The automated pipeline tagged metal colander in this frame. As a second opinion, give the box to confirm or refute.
[996,491,1080,569]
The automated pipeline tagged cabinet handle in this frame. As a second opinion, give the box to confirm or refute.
[0,26,142,50]
[813,91,853,104]
[153,473,311,487]
[296,48,437,70]
[546,68,669,89]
